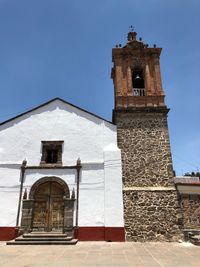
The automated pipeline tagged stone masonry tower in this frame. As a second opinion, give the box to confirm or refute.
[112,31,182,241]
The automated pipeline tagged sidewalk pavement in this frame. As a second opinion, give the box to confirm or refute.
[0,241,199,267]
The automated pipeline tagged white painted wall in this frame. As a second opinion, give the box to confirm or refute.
[104,144,124,227]
[0,99,124,228]
[0,167,20,226]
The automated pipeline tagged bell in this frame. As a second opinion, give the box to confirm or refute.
[135,74,141,80]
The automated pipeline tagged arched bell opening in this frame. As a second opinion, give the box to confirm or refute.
[132,69,145,96]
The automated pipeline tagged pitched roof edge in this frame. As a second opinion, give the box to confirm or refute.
[0,97,114,126]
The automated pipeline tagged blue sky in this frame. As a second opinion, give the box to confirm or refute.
[0,0,199,175]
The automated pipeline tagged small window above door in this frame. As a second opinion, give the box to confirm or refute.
[40,141,63,166]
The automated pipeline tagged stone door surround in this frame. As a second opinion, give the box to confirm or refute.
[20,176,75,234]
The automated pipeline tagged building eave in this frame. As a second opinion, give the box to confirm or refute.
[0,97,114,126]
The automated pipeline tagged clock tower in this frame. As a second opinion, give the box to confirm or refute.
[112,31,181,241]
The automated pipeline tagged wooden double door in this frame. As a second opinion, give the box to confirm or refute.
[32,181,65,232]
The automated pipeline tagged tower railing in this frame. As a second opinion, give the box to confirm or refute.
[133,88,145,96]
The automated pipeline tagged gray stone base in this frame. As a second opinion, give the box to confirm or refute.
[123,188,183,241]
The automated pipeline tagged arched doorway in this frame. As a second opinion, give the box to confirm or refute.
[32,181,65,232]
[20,176,75,234]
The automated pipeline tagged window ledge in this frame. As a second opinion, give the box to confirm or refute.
[40,162,63,167]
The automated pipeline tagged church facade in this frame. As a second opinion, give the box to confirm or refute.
[0,31,199,242]
[0,99,124,241]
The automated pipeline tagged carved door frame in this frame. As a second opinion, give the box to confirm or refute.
[20,176,75,234]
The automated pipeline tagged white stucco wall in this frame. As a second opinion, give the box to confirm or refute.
[104,144,124,227]
[0,99,124,228]
[0,166,20,226]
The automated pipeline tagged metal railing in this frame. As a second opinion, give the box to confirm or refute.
[133,88,145,96]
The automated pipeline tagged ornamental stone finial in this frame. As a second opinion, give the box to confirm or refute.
[77,158,81,166]
[22,159,27,167]
[127,31,137,42]
[23,188,27,199]
[71,188,75,199]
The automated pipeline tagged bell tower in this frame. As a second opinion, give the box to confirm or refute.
[112,31,165,111]
[112,31,181,241]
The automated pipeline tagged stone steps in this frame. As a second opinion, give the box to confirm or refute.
[7,240,78,245]
[183,229,200,246]
[15,237,73,242]
[23,233,68,238]
[190,235,200,246]
[7,231,78,245]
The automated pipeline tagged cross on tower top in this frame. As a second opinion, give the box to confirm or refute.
[129,25,135,32]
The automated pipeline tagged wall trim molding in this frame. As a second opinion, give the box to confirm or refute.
[123,186,176,191]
